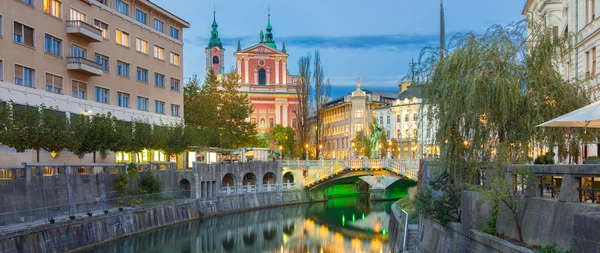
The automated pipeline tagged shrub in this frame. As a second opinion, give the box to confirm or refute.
[413,174,462,225]
[583,156,600,164]
[534,244,572,253]
[534,152,555,164]
[480,202,499,236]
[139,172,165,195]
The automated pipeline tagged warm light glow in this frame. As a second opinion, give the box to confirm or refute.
[319,144,323,150]
[50,151,58,158]
[279,145,283,150]
[444,139,448,144]
[352,142,355,147]
[463,140,469,147]
[305,144,309,149]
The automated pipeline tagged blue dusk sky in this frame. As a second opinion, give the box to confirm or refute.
[152,0,526,98]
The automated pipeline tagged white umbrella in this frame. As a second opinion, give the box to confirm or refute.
[538,99,600,128]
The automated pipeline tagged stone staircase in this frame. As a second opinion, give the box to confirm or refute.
[405,224,419,252]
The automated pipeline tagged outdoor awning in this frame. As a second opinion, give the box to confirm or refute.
[538,100,600,128]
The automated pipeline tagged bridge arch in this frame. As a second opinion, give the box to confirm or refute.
[282,171,295,184]
[222,173,236,187]
[243,173,257,185]
[222,233,234,251]
[179,179,191,198]
[242,230,256,245]
[263,226,275,240]
[283,222,295,236]
[263,172,276,184]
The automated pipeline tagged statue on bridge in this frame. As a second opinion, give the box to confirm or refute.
[370,126,383,158]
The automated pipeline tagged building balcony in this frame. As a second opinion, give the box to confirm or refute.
[66,57,103,76]
[66,20,103,42]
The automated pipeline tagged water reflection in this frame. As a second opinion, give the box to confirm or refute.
[88,196,394,253]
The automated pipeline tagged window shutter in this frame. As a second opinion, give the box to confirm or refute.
[15,65,23,78]
[24,26,34,47]
[14,22,22,37]
[46,73,52,87]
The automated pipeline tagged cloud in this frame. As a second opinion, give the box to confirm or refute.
[187,33,442,51]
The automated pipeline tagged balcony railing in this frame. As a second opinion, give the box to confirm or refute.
[66,57,103,76]
[66,20,103,42]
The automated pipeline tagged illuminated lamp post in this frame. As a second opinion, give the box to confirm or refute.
[279,145,283,160]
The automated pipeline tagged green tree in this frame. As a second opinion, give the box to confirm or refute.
[131,120,152,161]
[5,103,44,161]
[352,131,371,158]
[164,123,190,156]
[69,113,92,158]
[268,124,296,158]
[88,113,115,162]
[219,70,258,149]
[184,72,221,147]
[0,101,9,147]
[138,172,164,194]
[295,55,312,159]
[41,107,70,160]
[111,120,133,153]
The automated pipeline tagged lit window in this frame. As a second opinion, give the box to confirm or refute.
[14,65,35,87]
[115,0,129,15]
[153,19,164,32]
[116,29,129,47]
[70,8,86,21]
[355,110,364,118]
[93,19,108,39]
[355,124,364,132]
[44,34,62,56]
[116,61,130,77]
[20,0,33,7]
[71,80,87,99]
[137,67,148,83]
[136,38,148,53]
[95,87,110,104]
[117,92,130,107]
[135,9,147,24]
[13,22,35,47]
[44,0,62,18]
[154,45,164,60]
[45,73,63,94]
[170,52,180,66]
[155,101,165,114]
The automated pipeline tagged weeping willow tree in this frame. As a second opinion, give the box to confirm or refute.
[413,21,589,183]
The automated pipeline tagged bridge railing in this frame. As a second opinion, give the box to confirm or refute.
[303,159,421,187]
[262,184,277,192]
[282,182,295,190]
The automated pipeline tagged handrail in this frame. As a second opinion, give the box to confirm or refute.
[401,209,409,253]
[65,20,103,36]
[303,159,420,186]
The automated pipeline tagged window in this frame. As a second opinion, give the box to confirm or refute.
[45,73,63,94]
[136,67,148,82]
[13,22,35,47]
[135,38,147,53]
[116,29,129,47]
[397,129,401,139]
[0,15,3,37]
[593,47,597,76]
[396,114,401,122]
[135,9,147,24]
[154,45,164,60]
[0,60,3,81]
[269,118,274,128]
[70,44,86,57]
[137,96,149,111]
[171,104,180,117]
[355,124,364,132]
[355,109,364,118]
[404,114,409,122]
[44,0,61,18]
[93,19,108,39]
[258,68,266,85]
[171,78,180,92]
[117,92,130,107]
[169,26,179,39]
[95,87,110,104]
[213,55,219,64]
[413,113,418,121]
[96,0,108,5]
[387,115,390,124]
[155,101,165,114]
[94,53,109,72]
[153,19,164,32]
[154,73,165,87]
[379,116,383,125]
[115,0,129,15]
[71,80,87,99]
[19,0,33,6]
[14,65,35,87]
[44,34,62,56]
[70,8,86,21]
[116,61,130,77]
[170,52,180,66]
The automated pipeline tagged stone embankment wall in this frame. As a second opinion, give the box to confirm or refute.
[418,218,533,253]
[0,190,318,253]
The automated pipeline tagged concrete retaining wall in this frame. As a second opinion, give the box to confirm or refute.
[417,218,533,253]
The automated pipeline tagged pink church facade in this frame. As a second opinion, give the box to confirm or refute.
[205,12,300,134]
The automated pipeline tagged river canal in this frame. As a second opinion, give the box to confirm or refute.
[87,195,395,253]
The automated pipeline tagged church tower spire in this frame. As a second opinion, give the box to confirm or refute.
[205,7,225,75]
[263,7,277,49]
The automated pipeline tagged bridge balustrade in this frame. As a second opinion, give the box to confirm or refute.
[282,182,295,190]
[262,183,277,192]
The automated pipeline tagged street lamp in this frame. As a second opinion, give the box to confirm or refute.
[279,145,283,160]
[319,144,323,160]
[305,144,309,160]
[350,142,355,160]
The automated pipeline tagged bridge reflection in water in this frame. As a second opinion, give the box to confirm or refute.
[87,196,394,253]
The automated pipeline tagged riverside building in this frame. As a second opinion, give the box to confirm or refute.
[0,0,189,165]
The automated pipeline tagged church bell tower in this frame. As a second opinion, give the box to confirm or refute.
[205,9,225,75]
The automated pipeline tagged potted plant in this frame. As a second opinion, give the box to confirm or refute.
[104,210,109,214]
[69,216,76,220]
[87,212,93,217]
[49,217,55,224]
[118,207,124,211]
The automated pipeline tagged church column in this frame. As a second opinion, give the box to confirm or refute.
[275,59,280,85]
[244,57,249,83]
[254,69,258,85]
[275,103,281,125]
[236,58,241,77]
[266,68,271,85]
[282,103,289,127]
[282,60,287,84]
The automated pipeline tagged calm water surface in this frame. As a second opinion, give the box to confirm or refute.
[88,196,395,253]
